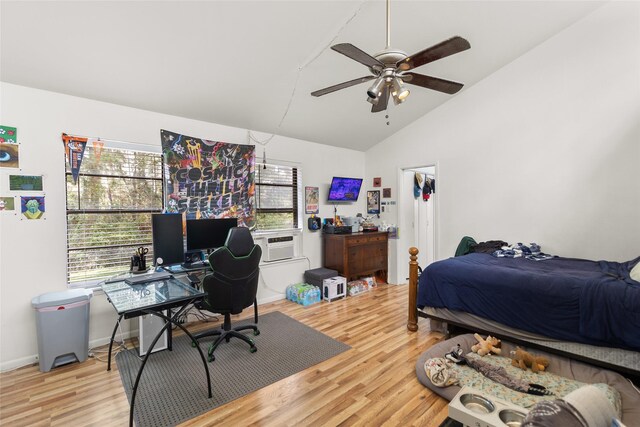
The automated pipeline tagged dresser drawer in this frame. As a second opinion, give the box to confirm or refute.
[346,234,387,247]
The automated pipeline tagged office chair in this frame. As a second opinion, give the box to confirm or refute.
[192,227,261,362]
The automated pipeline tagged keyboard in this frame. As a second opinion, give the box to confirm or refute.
[125,271,173,285]
[181,261,209,270]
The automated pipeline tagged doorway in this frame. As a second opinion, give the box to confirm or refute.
[396,165,437,284]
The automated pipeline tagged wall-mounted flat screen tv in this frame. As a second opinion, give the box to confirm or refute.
[327,177,363,202]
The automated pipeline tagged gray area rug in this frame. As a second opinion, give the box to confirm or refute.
[116,311,351,426]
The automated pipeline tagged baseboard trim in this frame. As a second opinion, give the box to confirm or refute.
[0,298,287,372]
[0,354,39,372]
[257,294,286,305]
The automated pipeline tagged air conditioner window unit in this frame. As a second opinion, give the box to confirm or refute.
[264,235,294,262]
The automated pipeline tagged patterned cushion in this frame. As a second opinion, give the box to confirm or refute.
[451,352,621,416]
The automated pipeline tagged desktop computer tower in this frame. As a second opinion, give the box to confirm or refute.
[136,311,169,356]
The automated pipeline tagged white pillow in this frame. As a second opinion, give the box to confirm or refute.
[631,261,640,283]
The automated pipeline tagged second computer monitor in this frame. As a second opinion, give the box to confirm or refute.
[151,213,185,266]
[186,218,238,252]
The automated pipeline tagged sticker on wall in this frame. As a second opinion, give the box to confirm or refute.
[383,188,391,198]
[21,196,45,220]
[9,175,43,191]
[373,177,381,187]
[0,126,17,144]
[0,144,20,169]
[305,186,319,214]
[0,197,15,211]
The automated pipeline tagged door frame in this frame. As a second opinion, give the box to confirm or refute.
[396,163,439,284]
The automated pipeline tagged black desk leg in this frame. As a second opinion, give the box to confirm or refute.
[128,300,212,427]
[107,314,124,371]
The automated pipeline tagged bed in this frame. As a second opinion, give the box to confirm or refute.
[406,247,640,378]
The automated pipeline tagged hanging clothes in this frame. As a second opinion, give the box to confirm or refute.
[422,175,432,201]
[414,172,423,198]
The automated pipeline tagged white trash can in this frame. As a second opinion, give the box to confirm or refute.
[31,289,93,372]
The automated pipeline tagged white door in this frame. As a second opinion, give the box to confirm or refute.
[397,166,436,283]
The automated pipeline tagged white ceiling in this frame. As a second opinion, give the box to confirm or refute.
[1,1,603,151]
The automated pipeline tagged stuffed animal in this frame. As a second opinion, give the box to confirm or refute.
[471,333,502,356]
[511,347,550,373]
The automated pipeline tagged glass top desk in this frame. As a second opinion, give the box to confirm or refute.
[101,277,211,427]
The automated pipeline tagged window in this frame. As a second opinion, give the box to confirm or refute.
[65,143,163,286]
[255,163,299,231]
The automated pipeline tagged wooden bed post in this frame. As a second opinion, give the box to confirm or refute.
[407,247,419,332]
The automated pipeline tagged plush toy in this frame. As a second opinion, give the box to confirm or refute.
[471,333,502,356]
[511,347,550,373]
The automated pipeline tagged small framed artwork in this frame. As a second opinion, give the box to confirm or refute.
[0,196,15,211]
[367,190,380,214]
[21,196,45,220]
[373,177,381,187]
[0,125,17,144]
[305,186,319,214]
[9,175,43,191]
[383,188,391,198]
[0,144,20,169]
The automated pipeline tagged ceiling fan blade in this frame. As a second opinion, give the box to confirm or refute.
[311,76,375,97]
[332,43,384,70]
[402,72,464,95]
[397,36,470,71]
[371,85,390,113]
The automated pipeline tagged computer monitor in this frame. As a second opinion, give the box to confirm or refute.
[151,214,184,266]
[186,218,238,252]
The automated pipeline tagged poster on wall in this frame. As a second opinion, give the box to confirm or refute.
[9,175,43,191]
[305,186,319,214]
[160,129,256,227]
[367,190,380,214]
[21,196,45,220]
[0,125,17,144]
[0,197,15,211]
[0,144,20,169]
[62,134,88,184]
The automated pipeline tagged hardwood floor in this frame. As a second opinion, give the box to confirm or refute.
[0,284,449,426]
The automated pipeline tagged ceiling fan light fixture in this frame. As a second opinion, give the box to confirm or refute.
[391,77,410,101]
[392,93,405,106]
[366,77,385,99]
[309,0,470,113]
[367,96,380,106]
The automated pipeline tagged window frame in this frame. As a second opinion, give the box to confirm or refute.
[254,161,302,233]
[65,141,163,288]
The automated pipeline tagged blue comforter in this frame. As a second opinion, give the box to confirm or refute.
[417,253,640,351]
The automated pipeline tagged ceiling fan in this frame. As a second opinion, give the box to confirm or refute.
[311,0,470,113]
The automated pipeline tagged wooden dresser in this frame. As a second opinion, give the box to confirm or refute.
[323,231,388,283]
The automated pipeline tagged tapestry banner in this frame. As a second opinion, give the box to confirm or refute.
[160,129,256,227]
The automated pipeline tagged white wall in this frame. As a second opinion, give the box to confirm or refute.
[366,2,640,283]
[0,83,365,370]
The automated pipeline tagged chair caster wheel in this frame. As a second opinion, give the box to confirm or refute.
[253,330,260,336]
[191,341,197,348]
[250,347,257,353]
[208,355,215,362]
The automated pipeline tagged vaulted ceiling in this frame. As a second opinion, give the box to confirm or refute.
[1,1,603,151]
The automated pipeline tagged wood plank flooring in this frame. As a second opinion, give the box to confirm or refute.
[0,284,449,426]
